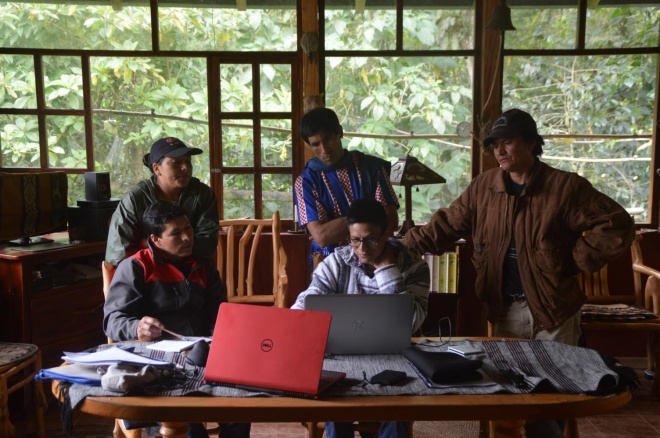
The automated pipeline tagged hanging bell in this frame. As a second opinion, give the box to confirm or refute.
[486,2,517,32]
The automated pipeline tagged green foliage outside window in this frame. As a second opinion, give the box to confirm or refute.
[0,1,658,224]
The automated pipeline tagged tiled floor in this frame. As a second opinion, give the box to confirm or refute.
[9,358,660,437]
[575,358,660,437]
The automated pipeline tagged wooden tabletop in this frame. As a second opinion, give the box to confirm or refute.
[74,390,631,438]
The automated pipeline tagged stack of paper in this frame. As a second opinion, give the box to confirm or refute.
[62,347,175,368]
[147,338,211,352]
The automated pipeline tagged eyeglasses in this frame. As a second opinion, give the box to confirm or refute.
[348,235,383,248]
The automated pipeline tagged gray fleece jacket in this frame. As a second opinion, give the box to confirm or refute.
[291,239,429,332]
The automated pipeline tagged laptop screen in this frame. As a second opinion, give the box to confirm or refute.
[203,303,341,397]
[304,294,414,354]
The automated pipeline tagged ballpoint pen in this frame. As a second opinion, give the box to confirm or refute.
[161,327,190,341]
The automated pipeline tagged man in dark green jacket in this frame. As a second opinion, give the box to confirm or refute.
[105,137,218,267]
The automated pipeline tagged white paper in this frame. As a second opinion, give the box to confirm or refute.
[62,347,174,368]
[447,345,485,356]
[147,338,211,352]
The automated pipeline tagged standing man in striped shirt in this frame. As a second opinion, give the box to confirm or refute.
[294,107,400,268]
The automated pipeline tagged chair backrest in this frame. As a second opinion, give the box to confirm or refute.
[101,261,117,343]
[218,211,288,308]
[578,233,643,307]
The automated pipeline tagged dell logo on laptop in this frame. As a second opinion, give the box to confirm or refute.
[261,339,273,352]
[352,320,365,331]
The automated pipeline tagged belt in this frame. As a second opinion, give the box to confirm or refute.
[504,293,526,304]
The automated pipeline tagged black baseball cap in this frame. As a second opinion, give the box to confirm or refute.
[483,109,544,149]
[142,137,202,169]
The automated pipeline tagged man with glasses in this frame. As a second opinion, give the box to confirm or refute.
[291,198,428,438]
[294,107,400,269]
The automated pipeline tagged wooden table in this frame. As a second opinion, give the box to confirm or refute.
[66,386,630,438]
[53,337,632,438]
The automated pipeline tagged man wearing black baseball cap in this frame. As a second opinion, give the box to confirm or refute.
[404,108,634,430]
[404,107,634,339]
[106,137,218,267]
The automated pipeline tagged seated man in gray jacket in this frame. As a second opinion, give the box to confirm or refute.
[103,201,249,438]
[292,197,429,438]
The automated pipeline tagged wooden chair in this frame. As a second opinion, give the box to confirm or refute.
[0,343,47,438]
[218,211,288,308]
[579,233,660,399]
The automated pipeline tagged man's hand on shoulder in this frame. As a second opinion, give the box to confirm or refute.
[136,316,164,341]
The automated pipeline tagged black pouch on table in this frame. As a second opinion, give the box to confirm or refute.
[403,347,483,384]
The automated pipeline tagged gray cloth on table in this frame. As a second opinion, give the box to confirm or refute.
[63,339,619,411]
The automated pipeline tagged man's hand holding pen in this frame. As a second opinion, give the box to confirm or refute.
[137,316,165,341]
[137,316,189,342]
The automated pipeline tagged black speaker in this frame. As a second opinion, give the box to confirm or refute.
[67,205,116,241]
[84,172,111,201]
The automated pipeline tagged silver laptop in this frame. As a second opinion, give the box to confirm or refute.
[304,294,414,354]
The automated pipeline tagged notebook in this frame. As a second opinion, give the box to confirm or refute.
[304,294,414,354]
[203,302,345,398]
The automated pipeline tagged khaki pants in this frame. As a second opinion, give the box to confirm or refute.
[493,301,581,346]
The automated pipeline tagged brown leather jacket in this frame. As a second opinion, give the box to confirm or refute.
[403,161,635,330]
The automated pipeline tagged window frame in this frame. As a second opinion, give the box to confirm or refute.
[1,0,659,228]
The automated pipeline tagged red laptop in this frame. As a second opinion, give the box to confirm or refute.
[203,303,345,398]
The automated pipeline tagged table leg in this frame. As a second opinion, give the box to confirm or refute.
[159,422,188,438]
[491,420,525,438]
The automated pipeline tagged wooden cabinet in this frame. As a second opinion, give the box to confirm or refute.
[0,233,107,367]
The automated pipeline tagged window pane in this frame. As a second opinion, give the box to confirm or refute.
[262,119,292,167]
[261,64,292,112]
[391,137,472,223]
[224,174,254,219]
[506,1,578,49]
[43,56,83,110]
[0,55,36,109]
[262,174,293,220]
[325,0,396,50]
[586,3,660,49]
[67,174,84,206]
[503,54,656,222]
[403,1,474,50]
[0,114,40,168]
[326,56,473,221]
[222,119,254,167]
[90,57,209,199]
[0,1,151,50]
[92,120,149,196]
[221,64,253,112]
[47,115,85,168]
[159,2,297,51]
